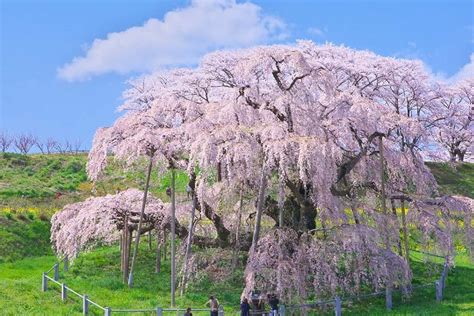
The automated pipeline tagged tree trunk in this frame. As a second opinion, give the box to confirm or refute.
[180,191,197,296]
[170,168,176,307]
[458,150,466,162]
[217,162,222,182]
[128,154,154,287]
[252,167,268,250]
[232,189,244,269]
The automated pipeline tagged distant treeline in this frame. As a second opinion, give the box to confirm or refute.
[0,131,88,155]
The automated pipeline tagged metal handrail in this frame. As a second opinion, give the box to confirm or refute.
[286,299,335,309]
[44,275,61,285]
[64,285,84,299]
[88,298,106,311]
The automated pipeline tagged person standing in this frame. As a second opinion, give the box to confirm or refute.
[206,295,220,316]
[240,297,251,316]
[268,294,279,316]
[184,307,193,316]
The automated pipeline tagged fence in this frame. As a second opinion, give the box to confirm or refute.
[41,258,222,316]
[275,254,450,315]
[42,255,450,315]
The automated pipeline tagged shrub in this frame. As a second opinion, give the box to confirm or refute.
[16,213,28,221]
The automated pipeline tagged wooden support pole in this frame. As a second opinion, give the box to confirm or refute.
[148,230,152,251]
[128,154,154,288]
[252,167,267,249]
[155,229,161,273]
[401,198,410,264]
[441,262,448,289]
[180,191,197,296]
[170,168,176,306]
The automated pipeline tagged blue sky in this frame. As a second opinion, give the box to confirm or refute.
[1,0,473,149]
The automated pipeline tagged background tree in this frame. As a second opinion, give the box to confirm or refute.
[35,138,46,154]
[432,79,473,162]
[14,133,36,154]
[46,138,58,154]
[0,131,14,153]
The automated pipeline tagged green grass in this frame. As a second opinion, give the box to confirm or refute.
[0,153,87,199]
[0,216,52,263]
[0,152,189,212]
[426,162,474,198]
[0,154,473,314]
[0,243,472,315]
[0,244,242,316]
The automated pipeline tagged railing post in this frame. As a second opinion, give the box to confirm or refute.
[61,283,67,301]
[156,307,163,316]
[104,307,111,316]
[54,263,59,281]
[218,304,224,316]
[334,296,342,316]
[278,305,285,316]
[385,287,392,310]
[83,294,89,315]
[41,272,48,292]
[64,257,69,272]
[435,281,442,302]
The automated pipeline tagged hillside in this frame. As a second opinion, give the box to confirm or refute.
[0,153,473,315]
[1,152,472,263]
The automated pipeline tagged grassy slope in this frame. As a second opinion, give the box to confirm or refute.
[426,162,474,198]
[0,245,472,315]
[0,153,473,315]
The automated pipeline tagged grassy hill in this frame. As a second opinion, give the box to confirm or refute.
[1,153,473,262]
[0,153,473,315]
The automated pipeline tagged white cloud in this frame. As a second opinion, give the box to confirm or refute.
[422,53,473,84]
[448,53,474,83]
[58,0,288,81]
[307,27,326,37]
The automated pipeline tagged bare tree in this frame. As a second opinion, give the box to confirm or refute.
[64,140,73,153]
[46,138,58,154]
[35,138,46,154]
[54,142,64,154]
[14,133,36,154]
[73,139,82,153]
[55,140,72,154]
[0,132,13,153]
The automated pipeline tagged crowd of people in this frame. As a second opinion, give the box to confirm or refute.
[183,293,280,316]
[240,292,280,316]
